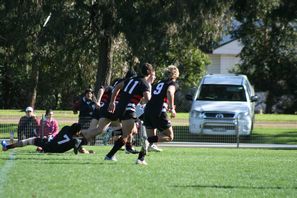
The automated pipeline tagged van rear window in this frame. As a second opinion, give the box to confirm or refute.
[197,84,247,101]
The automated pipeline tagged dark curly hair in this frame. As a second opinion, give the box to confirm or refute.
[138,63,154,77]
[70,123,81,134]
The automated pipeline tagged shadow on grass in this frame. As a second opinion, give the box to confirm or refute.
[247,131,297,144]
[173,126,297,144]
[172,184,297,190]
[0,156,112,165]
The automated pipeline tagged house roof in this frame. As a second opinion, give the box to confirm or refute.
[212,39,243,55]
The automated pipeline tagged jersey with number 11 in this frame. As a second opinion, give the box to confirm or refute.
[118,77,150,110]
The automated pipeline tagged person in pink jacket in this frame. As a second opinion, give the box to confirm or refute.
[39,109,59,140]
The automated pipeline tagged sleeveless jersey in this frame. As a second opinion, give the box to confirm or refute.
[145,79,176,115]
[100,78,125,105]
[116,76,150,114]
[42,126,76,153]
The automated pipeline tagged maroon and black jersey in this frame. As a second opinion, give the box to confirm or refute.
[115,76,150,119]
[93,82,123,121]
[111,78,124,87]
[100,78,125,105]
[100,86,113,104]
[144,79,176,115]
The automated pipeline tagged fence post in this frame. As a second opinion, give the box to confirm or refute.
[10,131,14,143]
[236,116,240,148]
[41,114,45,138]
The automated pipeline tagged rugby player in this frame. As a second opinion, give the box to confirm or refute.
[2,123,82,154]
[104,63,154,161]
[136,65,179,165]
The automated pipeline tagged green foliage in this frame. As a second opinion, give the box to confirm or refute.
[232,0,297,113]
[120,1,233,65]
[0,0,233,109]
[168,46,210,89]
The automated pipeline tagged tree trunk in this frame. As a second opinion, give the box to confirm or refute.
[2,63,13,108]
[29,61,39,108]
[265,91,274,113]
[94,35,113,96]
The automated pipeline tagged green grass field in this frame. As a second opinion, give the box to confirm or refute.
[1,111,297,197]
[1,111,297,144]
[0,146,297,197]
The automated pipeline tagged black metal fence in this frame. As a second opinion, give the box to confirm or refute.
[1,120,297,147]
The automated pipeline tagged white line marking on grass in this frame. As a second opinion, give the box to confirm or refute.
[0,151,16,196]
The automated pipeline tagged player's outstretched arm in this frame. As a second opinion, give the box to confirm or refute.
[108,82,124,113]
[167,85,176,118]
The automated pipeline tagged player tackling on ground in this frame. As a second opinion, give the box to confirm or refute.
[1,123,82,154]
[136,65,179,165]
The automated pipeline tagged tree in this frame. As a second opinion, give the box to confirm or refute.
[232,0,297,113]
[0,0,234,110]
[0,0,44,108]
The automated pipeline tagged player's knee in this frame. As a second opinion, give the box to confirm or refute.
[168,134,174,142]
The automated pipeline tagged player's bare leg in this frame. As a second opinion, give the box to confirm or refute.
[157,127,174,142]
[1,137,37,151]
[137,127,173,165]
[136,128,155,165]
[81,118,111,141]
[125,126,139,154]
[102,121,122,145]
[105,119,135,161]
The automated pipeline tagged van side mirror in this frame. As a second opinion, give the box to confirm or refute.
[186,94,194,101]
[251,95,258,102]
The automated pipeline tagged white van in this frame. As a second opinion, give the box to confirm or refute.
[187,74,258,136]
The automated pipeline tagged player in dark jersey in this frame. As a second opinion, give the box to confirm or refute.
[1,123,82,154]
[102,70,157,154]
[136,65,179,165]
[80,85,119,141]
[80,70,137,148]
[104,63,154,161]
[86,73,129,132]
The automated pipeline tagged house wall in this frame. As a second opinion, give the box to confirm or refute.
[206,54,240,74]
[206,54,220,74]
[220,55,241,74]
[206,39,243,74]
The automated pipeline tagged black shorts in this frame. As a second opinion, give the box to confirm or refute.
[34,138,47,147]
[93,103,118,121]
[143,111,171,131]
[34,137,75,153]
[34,138,55,152]
[92,108,101,120]
[115,109,137,121]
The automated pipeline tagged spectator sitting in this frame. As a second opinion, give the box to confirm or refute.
[39,109,59,140]
[17,106,39,140]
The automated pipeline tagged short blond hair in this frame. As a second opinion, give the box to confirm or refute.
[164,65,179,79]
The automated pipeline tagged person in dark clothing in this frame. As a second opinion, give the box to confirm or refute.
[80,70,139,154]
[73,88,97,149]
[136,65,179,165]
[104,63,154,161]
[2,123,82,154]
[73,88,97,130]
